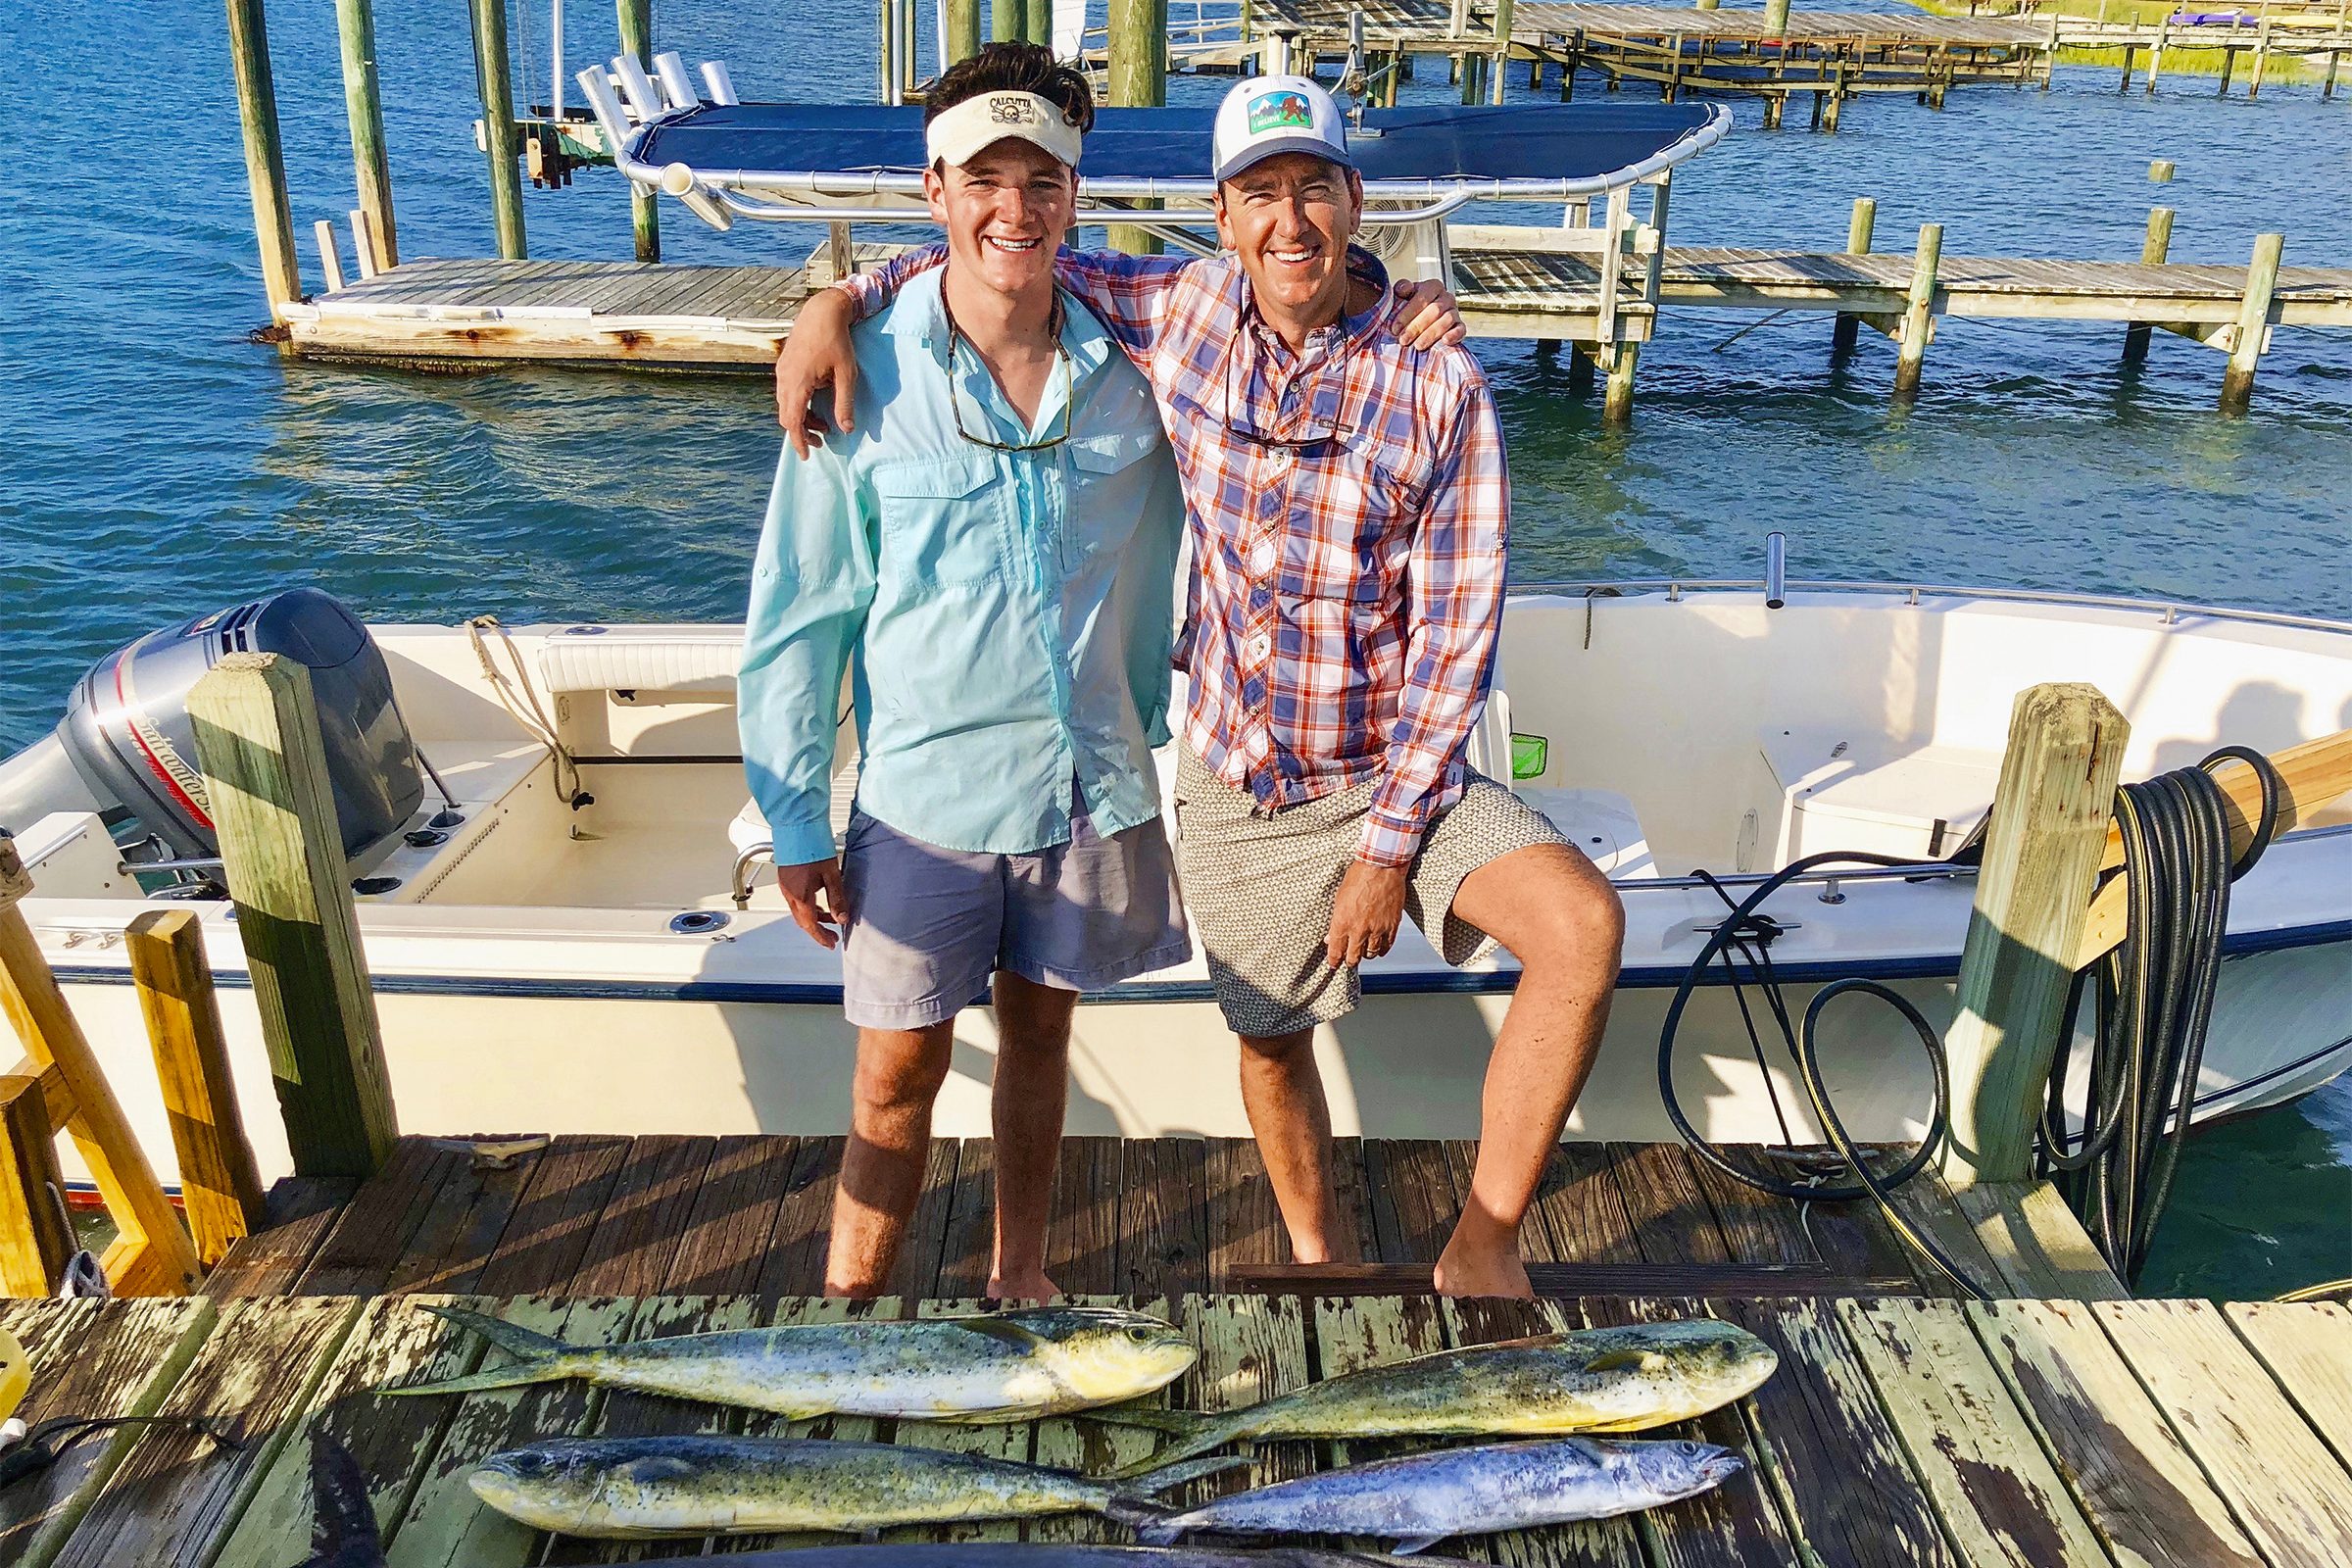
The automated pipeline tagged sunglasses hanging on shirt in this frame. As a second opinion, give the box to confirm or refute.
[943,292,1075,453]
[1220,327,1343,450]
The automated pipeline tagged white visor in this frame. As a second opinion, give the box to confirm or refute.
[924,91,1085,172]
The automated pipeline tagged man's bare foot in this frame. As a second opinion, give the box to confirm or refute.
[986,1269,1061,1303]
[1434,1230,1534,1299]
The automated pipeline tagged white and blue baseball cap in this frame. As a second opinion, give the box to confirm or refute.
[1211,75,1353,183]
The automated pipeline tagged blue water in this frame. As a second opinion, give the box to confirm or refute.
[2,0,2346,1295]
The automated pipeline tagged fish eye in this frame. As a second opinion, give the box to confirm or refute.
[1125,1326,1157,1343]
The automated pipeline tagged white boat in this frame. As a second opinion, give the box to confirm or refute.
[3,580,2349,1188]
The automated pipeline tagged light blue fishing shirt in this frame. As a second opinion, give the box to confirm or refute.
[740,268,1185,866]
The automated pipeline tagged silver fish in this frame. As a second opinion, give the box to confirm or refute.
[657,1546,1472,1566]
[1136,1438,1744,1554]
[387,1304,1194,1422]
[466,1435,1235,1539]
[1107,1320,1776,1477]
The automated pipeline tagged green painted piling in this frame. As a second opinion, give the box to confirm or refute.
[1892,221,1941,400]
[1833,196,1875,355]
[2149,159,2175,182]
[466,0,526,260]
[224,0,303,323]
[1763,0,1791,34]
[2122,206,2174,366]
[333,0,398,270]
[1027,0,1053,47]
[948,0,983,63]
[617,0,660,259]
[993,0,1023,42]
[1490,0,1516,106]
[1107,0,1167,255]
[2220,232,2284,416]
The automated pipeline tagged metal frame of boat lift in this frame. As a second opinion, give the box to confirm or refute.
[569,51,1730,278]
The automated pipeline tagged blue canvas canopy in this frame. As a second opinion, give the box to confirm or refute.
[632,102,1725,189]
[584,89,1732,228]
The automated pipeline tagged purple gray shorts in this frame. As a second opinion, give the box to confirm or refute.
[836,805,1192,1030]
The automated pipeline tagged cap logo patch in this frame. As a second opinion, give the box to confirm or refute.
[989,94,1041,124]
[1247,91,1315,133]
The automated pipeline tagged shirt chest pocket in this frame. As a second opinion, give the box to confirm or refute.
[1058,429,1158,570]
[871,454,1006,588]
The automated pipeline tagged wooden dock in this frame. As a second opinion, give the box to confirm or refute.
[5,1133,2351,1568]
[276,242,2352,413]
[1235,0,2352,117]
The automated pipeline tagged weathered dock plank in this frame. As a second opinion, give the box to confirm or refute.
[1716,1296,1955,1568]
[0,1298,217,1568]
[1118,1137,1211,1298]
[1966,1298,2264,1568]
[210,1294,490,1568]
[52,1295,360,1568]
[2222,1299,2352,1473]
[1838,1297,2108,1568]
[660,1134,798,1296]
[205,1176,360,1297]
[2094,1298,2352,1568]
[1031,1294,1173,1544]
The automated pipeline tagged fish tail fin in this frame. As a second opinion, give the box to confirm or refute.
[382,1306,581,1396]
[302,1429,383,1567]
[1102,1415,1249,1481]
[422,1304,568,1361]
[1129,1517,1185,1545]
[1119,1453,1252,1495]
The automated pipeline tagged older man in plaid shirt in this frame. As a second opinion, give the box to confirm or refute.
[776,74,1624,1298]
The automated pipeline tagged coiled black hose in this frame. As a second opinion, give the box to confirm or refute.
[1658,748,2283,1298]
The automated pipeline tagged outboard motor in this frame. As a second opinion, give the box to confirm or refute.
[57,588,424,866]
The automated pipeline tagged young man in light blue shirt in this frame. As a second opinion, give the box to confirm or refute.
[738,46,1191,1299]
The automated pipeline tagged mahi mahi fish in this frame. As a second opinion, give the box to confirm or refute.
[385,1304,1194,1422]
[1105,1319,1776,1477]
[466,1434,1236,1539]
[1135,1438,1744,1554]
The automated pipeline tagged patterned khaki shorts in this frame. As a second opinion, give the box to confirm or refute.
[1172,746,1570,1037]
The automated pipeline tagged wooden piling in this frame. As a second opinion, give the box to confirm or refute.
[332,0,398,270]
[1027,0,1053,48]
[617,0,661,261]
[993,0,1022,42]
[1107,0,1167,256]
[466,0,527,260]
[185,654,399,1180]
[1892,221,1941,399]
[0,1074,72,1297]
[2122,205,2173,366]
[2146,21,2167,93]
[1490,0,1517,106]
[1601,341,1640,425]
[127,910,268,1268]
[0,840,204,1295]
[947,0,983,63]
[2220,231,2284,416]
[1763,0,1791,35]
[2218,44,2237,97]
[2248,18,2273,99]
[1833,196,1875,355]
[223,0,303,323]
[1940,683,2131,1189]
[2118,44,2135,92]
[2148,158,2174,183]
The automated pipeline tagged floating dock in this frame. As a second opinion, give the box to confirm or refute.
[7,1132,2352,1568]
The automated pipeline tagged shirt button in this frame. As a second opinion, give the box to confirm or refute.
[1248,633,1271,660]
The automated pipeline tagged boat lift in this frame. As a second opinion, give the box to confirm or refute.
[571,51,1729,357]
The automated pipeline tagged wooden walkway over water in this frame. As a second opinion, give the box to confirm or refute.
[278,245,2352,412]
[5,1133,2351,1568]
[1239,0,2352,115]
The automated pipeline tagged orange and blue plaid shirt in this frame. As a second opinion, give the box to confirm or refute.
[838,246,1507,867]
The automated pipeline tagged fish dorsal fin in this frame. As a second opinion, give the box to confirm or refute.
[953,1315,1049,1353]
[1586,1348,1670,1374]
